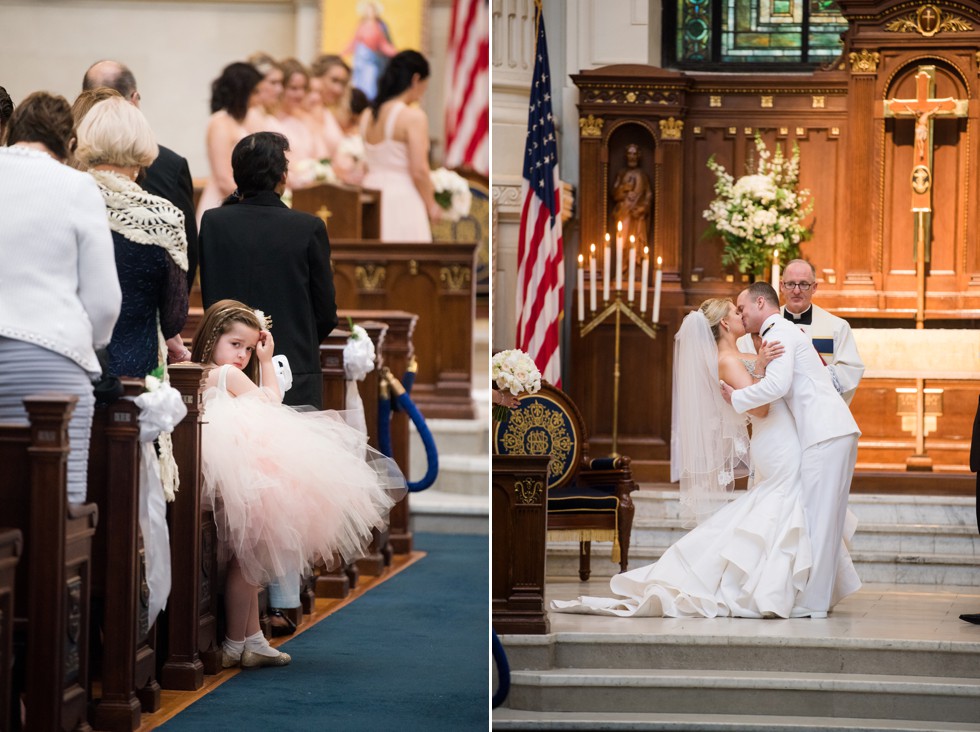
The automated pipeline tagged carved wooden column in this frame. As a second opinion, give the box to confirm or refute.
[160,363,209,689]
[491,454,551,635]
[847,48,881,280]
[655,117,685,271]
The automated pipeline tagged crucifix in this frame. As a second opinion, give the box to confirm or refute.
[882,65,968,329]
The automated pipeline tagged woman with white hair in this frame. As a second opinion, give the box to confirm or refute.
[75,96,189,378]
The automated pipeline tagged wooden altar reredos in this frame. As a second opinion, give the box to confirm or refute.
[568,0,980,486]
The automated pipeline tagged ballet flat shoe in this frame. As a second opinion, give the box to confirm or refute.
[241,649,292,668]
[761,611,780,619]
[221,651,242,669]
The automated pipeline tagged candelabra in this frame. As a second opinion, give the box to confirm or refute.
[577,231,662,456]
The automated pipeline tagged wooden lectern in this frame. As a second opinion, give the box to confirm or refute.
[291,183,381,240]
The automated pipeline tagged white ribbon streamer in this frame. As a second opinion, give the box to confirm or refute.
[134,379,187,628]
[343,325,376,438]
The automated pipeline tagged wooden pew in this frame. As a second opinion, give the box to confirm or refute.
[321,321,391,576]
[158,363,221,687]
[332,240,477,421]
[0,528,21,730]
[492,455,552,635]
[87,380,160,731]
[339,310,418,554]
[291,182,381,240]
[0,395,99,732]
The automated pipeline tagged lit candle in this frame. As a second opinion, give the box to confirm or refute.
[589,243,597,312]
[639,246,650,313]
[627,235,637,302]
[577,255,585,322]
[652,256,663,323]
[615,221,624,292]
[771,249,781,291]
[603,233,611,302]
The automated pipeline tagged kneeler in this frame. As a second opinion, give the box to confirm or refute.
[493,383,637,580]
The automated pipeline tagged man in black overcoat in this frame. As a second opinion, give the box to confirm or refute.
[961,396,980,624]
[199,132,337,411]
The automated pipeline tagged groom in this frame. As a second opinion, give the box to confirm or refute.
[721,282,861,617]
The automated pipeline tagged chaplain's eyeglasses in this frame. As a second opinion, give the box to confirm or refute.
[781,281,813,292]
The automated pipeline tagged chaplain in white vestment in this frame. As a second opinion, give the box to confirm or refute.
[724,282,862,617]
[738,259,864,405]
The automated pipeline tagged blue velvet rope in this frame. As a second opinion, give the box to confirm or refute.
[376,369,438,492]
[378,390,393,459]
[491,630,510,708]
[393,389,438,492]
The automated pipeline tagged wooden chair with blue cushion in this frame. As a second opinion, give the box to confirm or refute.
[493,383,637,580]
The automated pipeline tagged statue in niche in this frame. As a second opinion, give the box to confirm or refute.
[611,143,653,249]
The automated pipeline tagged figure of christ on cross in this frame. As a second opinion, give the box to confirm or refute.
[883,66,968,199]
[883,66,968,328]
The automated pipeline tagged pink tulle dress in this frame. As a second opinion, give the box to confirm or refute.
[201,364,404,586]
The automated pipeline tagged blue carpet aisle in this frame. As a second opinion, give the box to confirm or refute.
[159,533,488,731]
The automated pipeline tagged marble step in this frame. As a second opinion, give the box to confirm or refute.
[410,416,489,461]
[504,668,980,723]
[546,544,980,585]
[408,489,487,535]
[500,632,980,679]
[492,708,980,731]
[628,518,980,555]
[632,488,977,527]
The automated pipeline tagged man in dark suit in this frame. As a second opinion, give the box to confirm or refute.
[82,60,199,291]
[199,131,337,411]
[961,396,980,624]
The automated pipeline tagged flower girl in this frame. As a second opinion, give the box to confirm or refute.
[190,299,404,668]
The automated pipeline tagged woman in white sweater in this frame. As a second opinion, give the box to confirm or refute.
[0,92,122,503]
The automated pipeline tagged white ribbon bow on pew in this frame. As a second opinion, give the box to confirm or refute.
[343,324,376,440]
[135,376,188,629]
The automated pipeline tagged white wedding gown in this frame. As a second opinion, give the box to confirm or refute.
[552,376,860,619]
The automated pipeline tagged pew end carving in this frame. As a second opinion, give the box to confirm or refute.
[0,395,98,732]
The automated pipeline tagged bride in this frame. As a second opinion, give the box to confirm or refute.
[552,297,858,619]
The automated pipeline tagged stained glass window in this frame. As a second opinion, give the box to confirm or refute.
[668,0,847,68]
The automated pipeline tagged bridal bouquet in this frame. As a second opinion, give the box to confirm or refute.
[430,167,472,222]
[491,349,541,423]
[292,158,338,188]
[703,135,812,277]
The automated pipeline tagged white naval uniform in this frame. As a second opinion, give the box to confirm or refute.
[737,304,865,405]
[731,314,862,614]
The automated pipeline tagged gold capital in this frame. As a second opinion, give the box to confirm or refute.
[849,49,880,74]
[659,117,683,141]
[579,114,604,138]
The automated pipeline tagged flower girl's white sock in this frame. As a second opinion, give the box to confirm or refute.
[222,637,245,660]
[244,630,280,657]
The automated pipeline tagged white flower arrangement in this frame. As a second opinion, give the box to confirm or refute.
[292,157,338,188]
[703,135,812,277]
[337,135,366,164]
[343,323,376,381]
[430,167,472,222]
[491,349,542,423]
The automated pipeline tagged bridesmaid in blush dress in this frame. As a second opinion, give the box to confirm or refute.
[360,50,439,243]
[196,62,262,227]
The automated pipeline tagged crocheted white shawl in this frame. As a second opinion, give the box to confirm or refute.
[88,168,189,272]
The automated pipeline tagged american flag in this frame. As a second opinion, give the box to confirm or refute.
[444,0,489,175]
[516,7,563,387]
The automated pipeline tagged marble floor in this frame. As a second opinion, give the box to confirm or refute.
[544,578,980,645]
